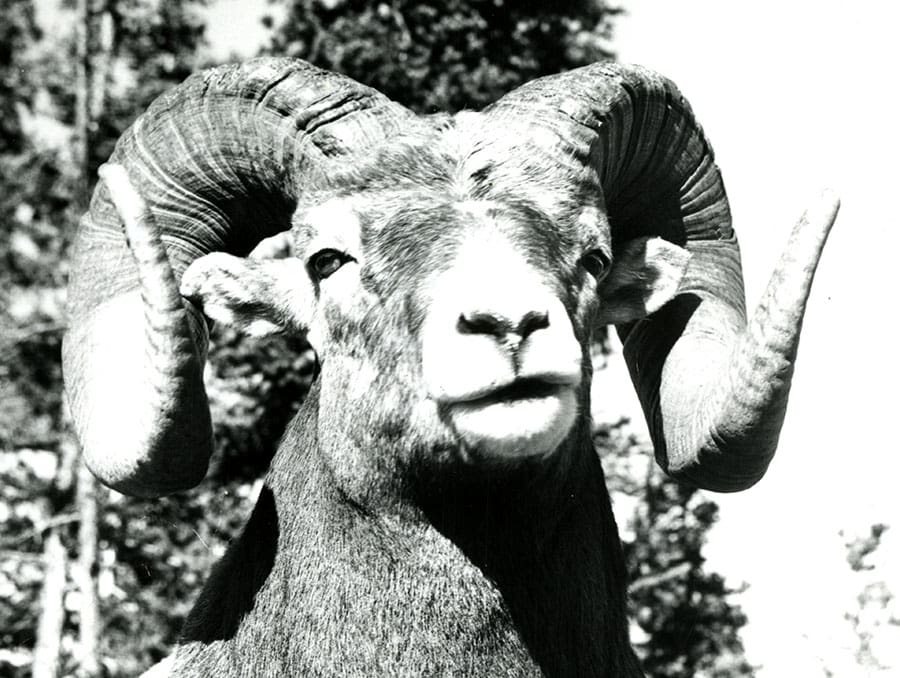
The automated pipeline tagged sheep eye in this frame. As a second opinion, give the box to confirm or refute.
[581,249,611,280]
[310,249,350,280]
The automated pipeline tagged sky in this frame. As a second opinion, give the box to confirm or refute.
[203,0,283,59]
[32,0,900,674]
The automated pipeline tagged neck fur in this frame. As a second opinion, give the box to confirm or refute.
[174,390,642,677]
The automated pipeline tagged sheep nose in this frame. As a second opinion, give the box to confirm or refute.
[457,309,550,341]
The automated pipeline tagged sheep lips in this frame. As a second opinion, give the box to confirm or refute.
[434,370,581,462]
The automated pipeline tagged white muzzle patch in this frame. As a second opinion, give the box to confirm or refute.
[420,228,582,461]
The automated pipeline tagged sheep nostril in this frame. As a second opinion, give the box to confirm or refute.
[457,311,512,338]
[516,310,549,339]
[457,309,549,341]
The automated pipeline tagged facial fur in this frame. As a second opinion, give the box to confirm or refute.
[289,134,612,495]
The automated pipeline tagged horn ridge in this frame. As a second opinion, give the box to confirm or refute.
[64,57,411,496]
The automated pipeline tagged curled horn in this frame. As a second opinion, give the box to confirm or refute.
[63,58,412,497]
[479,62,839,491]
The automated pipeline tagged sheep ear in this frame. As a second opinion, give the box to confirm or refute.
[596,237,691,326]
[180,253,312,337]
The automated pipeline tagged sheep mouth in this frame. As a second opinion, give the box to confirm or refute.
[436,372,580,408]
[439,377,579,460]
[458,377,568,406]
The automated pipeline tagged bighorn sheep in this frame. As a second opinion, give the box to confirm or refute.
[63,58,839,676]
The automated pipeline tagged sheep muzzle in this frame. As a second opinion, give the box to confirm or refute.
[419,227,583,462]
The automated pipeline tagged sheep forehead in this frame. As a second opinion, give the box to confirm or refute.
[294,199,362,257]
[295,192,608,299]
[368,197,563,266]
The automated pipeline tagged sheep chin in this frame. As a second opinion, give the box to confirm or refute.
[445,386,578,462]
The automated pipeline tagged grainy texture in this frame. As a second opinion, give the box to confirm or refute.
[63,58,838,676]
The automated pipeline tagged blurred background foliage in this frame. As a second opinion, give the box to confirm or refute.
[4,1,871,676]
[265,0,618,113]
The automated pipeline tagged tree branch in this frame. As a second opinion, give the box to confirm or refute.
[628,562,692,594]
[31,527,67,678]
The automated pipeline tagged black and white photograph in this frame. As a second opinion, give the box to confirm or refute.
[1,0,895,676]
